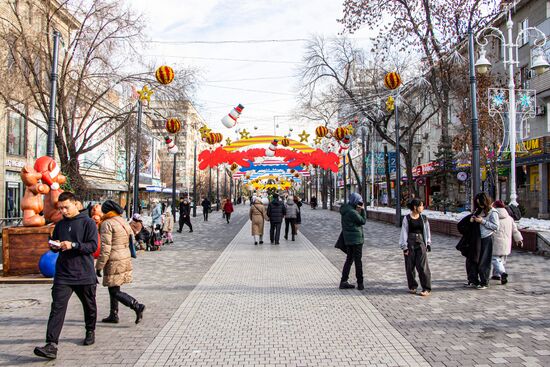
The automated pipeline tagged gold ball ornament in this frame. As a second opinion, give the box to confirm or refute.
[155,65,175,85]
[334,126,347,141]
[165,118,181,134]
[384,71,402,90]
[230,163,238,171]
[281,138,290,147]
[315,125,329,138]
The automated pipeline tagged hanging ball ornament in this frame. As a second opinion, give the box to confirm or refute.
[384,71,402,90]
[315,125,329,138]
[165,118,181,134]
[155,65,175,85]
[230,163,238,171]
[334,126,348,141]
[281,138,290,147]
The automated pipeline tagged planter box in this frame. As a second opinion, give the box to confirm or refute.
[2,225,54,276]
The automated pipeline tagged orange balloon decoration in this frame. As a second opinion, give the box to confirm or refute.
[281,138,290,147]
[384,72,401,90]
[155,65,175,85]
[315,125,329,138]
[333,126,348,141]
[165,118,181,134]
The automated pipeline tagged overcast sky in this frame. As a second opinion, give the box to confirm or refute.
[131,0,373,141]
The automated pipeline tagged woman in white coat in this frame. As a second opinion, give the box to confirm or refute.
[491,200,523,285]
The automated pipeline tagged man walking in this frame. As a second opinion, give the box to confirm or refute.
[201,197,211,221]
[177,197,193,233]
[267,193,286,245]
[34,192,99,359]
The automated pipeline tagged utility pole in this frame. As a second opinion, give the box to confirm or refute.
[47,30,60,157]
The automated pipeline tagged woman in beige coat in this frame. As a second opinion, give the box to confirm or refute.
[250,197,267,245]
[491,200,523,285]
[96,200,145,324]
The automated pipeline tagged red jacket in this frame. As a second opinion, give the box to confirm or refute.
[223,201,234,213]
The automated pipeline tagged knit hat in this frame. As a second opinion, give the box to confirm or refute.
[101,200,124,215]
[349,192,363,207]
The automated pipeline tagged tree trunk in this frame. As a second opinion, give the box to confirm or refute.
[404,153,416,198]
[62,155,86,194]
[384,145,392,206]
[439,89,451,198]
[346,151,362,195]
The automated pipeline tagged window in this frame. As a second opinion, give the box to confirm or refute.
[520,65,530,89]
[6,112,26,156]
[35,120,47,157]
[520,19,529,46]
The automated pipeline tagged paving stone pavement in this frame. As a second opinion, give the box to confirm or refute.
[0,206,248,367]
[299,206,550,367]
[135,220,430,367]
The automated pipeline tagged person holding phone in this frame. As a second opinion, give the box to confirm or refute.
[339,192,367,290]
[34,192,98,360]
[399,198,432,296]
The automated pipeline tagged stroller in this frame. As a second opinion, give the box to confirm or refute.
[148,224,163,251]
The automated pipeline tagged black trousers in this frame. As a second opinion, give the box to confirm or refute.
[225,212,231,223]
[107,286,138,312]
[203,209,209,221]
[46,284,97,344]
[270,222,282,243]
[341,245,363,284]
[404,244,431,291]
[179,216,193,231]
[478,236,493,286]
[284,218,297,238]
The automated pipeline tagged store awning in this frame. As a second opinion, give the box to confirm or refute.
[86,180,128,192]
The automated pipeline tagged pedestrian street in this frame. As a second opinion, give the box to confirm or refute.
[0,206,549,366]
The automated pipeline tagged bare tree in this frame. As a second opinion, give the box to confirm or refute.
[0,0,196,192]
[339,0,500,197]
[298,36,438,201]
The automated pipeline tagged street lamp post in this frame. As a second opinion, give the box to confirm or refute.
[171,135,177,218]
[474,9,549,206]
[47,30,60,158]
[132,99,143,216]
[216,166,220,211]
[192,141,197,217]
[394,99,402,227]
[468,25,481,198]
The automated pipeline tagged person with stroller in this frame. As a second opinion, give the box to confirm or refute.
[162,208,174,244]
[96,200,145,325]
[129,214,149,251]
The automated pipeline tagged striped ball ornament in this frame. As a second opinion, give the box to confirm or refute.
[281,138,290,147]
[315,125,329,138]
[333,126,348,141]
[165,118,181,134]
[155,66,175,85]
[384,72,401,90]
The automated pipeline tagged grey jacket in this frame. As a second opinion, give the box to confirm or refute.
[284,200,299,219]
[479,208,500,239]
[399,214,432,250]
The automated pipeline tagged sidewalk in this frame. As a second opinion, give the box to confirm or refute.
[300,207,550,367]
[135,221,429,367]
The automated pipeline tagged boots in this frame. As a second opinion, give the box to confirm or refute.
[291,234,295,241]
[101,310,119,323]
[115,291,145,324]
[339,281,355,289]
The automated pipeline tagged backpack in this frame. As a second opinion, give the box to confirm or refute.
[507,204,522,221]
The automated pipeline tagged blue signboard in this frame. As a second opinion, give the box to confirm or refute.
[365,152,396,175]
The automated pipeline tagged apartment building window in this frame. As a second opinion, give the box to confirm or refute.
[35,120,47,157]
[6,112,26,156]
[520,19,529,46]
[520,65,530,89]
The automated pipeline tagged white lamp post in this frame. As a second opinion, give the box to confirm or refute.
[475,9,549,206]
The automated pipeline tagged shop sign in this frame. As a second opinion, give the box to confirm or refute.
[457,172,468,181]
[5,159,25,168]
[416,177,426,185]
[516,137,543,157]
[413,161,438,176]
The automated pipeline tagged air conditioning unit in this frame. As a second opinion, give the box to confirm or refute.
[535,105,546,116]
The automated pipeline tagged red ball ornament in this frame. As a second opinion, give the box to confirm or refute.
[155,65,175,85]
[384,72,401,90]
[165,118,181,134]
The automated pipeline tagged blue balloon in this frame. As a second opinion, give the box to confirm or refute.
[39,250,59,278]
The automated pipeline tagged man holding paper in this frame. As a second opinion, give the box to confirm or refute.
[34,192,99,360]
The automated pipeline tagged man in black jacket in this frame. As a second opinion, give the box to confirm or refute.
[267,193,286,245]
[178,197,193,232]
[201,197,211,221]
[34,192,98,360]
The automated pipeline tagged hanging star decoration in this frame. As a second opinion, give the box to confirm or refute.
[492,91,505,109]
[199,126,212,140]
[386,96,395,112]
[314,136,322,145]
[298,130,310,143]
[240,129,250,139]
[137,86,153,103]
[225,137,232,146]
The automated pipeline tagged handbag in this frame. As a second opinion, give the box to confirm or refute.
[335,231,347,253]
[114,217,137,258]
